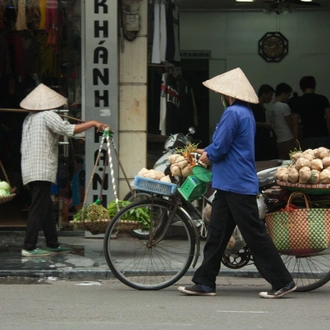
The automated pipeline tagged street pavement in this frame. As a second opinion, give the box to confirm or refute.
[0,231,260,281]
[0,276,330,330]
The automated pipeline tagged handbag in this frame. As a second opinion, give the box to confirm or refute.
[265,192,330,256]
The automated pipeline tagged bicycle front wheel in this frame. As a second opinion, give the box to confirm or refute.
[103,199,196,290]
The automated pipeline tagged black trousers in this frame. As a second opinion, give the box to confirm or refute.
[193,190,293,291]
[23,181,59,250]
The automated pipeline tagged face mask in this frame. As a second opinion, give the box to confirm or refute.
[220,94,227,110]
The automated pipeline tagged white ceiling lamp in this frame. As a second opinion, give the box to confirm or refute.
[301,0,313,2]
[236,0,254,2]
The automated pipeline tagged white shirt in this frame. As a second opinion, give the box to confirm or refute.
[266,102,294,143]
[21,111,75,185]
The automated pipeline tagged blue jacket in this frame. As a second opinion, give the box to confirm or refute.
[205,100,258,195]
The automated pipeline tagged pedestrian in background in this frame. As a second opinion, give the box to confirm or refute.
[178,68,296,299]
[267,83,298,159]
[20,83,112,257]
[290,75,330,150]
[250,84,277,160]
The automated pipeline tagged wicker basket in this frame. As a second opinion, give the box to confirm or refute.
[0,193,16,204]
[70,219,110,235]
[276,180,330,195]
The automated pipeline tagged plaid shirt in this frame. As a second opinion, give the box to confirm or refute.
[21,111,75,185]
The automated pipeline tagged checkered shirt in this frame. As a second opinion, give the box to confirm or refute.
[21,111,75,185]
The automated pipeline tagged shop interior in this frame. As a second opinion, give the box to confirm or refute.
[0,0,82,229]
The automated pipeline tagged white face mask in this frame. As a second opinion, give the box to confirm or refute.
[220,94,227,110]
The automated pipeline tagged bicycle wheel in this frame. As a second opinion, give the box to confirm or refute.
[104,199,196,290]
[281,250,330,292]
[255,249,330,292]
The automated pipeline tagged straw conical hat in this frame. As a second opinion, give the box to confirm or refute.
[20,83,67,110]
[203,68,258,104]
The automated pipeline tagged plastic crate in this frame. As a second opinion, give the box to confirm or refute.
[133,176,177,196]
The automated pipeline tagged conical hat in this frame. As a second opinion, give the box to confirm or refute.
[203,68,259,104]
[20,83,67,110]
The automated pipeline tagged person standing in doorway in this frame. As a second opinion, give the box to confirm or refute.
[267,83,298,160]
[177,68,296,299]
[290,76,330,150]
[250,84,277,160]
[20,83,112,257]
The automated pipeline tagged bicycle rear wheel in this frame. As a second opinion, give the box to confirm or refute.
[281,249,330,292]
[255,248,330,292]
[104,199,196,290]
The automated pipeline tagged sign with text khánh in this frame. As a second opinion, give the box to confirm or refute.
[84,0,118,207]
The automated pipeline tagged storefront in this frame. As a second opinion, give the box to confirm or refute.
[0,0,118,229]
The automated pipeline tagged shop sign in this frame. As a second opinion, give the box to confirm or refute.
[84,0,118,207]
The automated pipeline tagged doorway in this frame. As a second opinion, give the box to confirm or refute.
[180,59,209,148]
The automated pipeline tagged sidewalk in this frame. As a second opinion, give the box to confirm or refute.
[0,231,260,281]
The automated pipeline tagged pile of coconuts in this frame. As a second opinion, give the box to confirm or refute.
[276,147,330,184]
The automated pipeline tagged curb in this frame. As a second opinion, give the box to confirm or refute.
[0,269,261,281]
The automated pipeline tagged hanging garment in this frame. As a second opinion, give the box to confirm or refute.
[0,0,5,29]
[165,0,175,62]
[172,1,180,62]
[159,72,168,135]
[151,0,167,64]
[151,0,161,64]
[165,72,180,135]
[45,0,57,32]
[26,0,41,30]
[38,0,46,30]
[159,0,167,62]
[15,0,28,30]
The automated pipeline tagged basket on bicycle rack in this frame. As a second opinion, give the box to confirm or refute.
[178,166,212,201]
[133,176,177,196]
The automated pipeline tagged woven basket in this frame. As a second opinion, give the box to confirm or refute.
[0,193,16,204]
[70,219,110,235]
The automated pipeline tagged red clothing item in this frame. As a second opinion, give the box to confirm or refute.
[46,0,58,32]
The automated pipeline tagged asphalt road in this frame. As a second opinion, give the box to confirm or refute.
[1,276,330,330]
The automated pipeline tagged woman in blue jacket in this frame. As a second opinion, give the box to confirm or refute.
[178,68,296,299]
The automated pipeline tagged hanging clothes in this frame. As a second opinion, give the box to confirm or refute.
[159,72,168,135]
[165,0,175,62]
[38,0,47,30]
[0,0,5,29]
[26,0,41,30]
[172,1,180,62]
[15,0,28,31]
[151,0,167,64]
[45,0,58,32]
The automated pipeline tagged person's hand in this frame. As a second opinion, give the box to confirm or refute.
[95,121,113,133]
[196,148,204,155]
[199,151,210,165]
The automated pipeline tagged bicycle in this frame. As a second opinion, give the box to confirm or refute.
[103,171,330,292]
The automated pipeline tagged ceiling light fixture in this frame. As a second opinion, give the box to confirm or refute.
[235,0,254,2]
[301,0,313,2]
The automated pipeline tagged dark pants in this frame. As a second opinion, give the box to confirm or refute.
[23,181,59,251]
[193,190,293,291]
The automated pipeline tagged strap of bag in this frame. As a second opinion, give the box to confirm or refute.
[286,192,310,210]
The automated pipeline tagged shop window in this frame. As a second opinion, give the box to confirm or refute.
[0,0,83,227]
